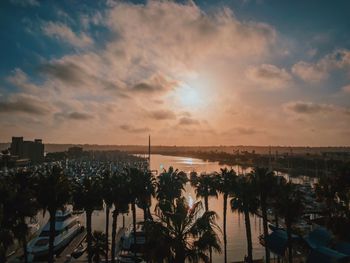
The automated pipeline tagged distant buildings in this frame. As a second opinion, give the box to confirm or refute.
[10,136,44,163]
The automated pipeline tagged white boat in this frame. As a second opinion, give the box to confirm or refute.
[27,209,82,259]
[120,223,146,250]
[117,223,146,262]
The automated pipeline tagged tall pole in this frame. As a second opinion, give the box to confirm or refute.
[148,135,151,168]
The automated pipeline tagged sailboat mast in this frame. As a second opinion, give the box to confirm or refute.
[148,135,151,168]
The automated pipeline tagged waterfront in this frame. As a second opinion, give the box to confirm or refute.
[78,154,264,262]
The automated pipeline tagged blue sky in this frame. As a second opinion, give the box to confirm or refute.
[1,0,350,145]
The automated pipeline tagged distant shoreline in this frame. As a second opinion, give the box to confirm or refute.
[1,143,350,155]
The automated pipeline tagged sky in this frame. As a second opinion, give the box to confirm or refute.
[0,0,350,146]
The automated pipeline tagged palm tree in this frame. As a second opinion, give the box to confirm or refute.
[156,167,188,204]
[191,172,219,263]
[250,167,275,263]
[101,169,114,262]
[145,197,221,263]
[230,175,258,263]
[73,175,103,263]
[110,172,130,263]
[191,172,218,211]
[217,168,237,263]
[0,174,15,263]
[35,165,71,263]
[275,182,304,263]
[136,169,156,221]
[10,169,38,263]
[91,231,108,263]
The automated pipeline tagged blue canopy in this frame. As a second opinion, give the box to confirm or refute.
[304,227,332,249]
[335,242,350,256]
[265,229,300,256]
[307,246,349,263]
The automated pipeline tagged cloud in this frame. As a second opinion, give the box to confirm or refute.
[284,101,350,115]
[119,124,150,133]
[246,64,291,89]
[131,74,179,93]
[292,49,350,83]
[291,61,328,83]
[10,0,39,7]
[178,117,200,125]
[148,110,176,120]
[236,126,259,135]
[42,22,93,47]
[6,68,40,92]
[342,85,350,93]
[68,112,93,120]
[0,94,52,115]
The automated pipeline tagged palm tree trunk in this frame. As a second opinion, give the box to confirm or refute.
[223,193,228,263]
[22,235,28,263]
[111,210,118,263]
[132,201,137,257]
[286,222,293,263]
[48,211,56,263]
[105,206,110,263]
[244,208,253,263]
[86,210,93,263]
[204,195,212,263]
[261,198,270,263]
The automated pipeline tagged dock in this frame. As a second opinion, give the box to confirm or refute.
[55,230,86,263]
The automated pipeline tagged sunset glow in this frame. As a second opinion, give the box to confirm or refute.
[0,1,349,146]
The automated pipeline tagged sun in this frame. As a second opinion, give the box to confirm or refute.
[176,82,206,109]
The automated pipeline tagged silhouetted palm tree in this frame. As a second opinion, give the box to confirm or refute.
[35,165,71,263]
[10,169,38,263]
[101,169,114,262]
[146,197,221,263]
[191,172,219,263]
[91,231,108,263]
[275,182,304,263]
[230,175,258,263]
[0,174,15,263]
[251,167,275,263]
[156,167,188,204]
[136,169,156,221]
[73,175,103,263]
[110,172,130,263]
[192,172,218,211]
[218,168,237,263]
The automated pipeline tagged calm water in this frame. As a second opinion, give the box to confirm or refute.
[94,154,264,262]
[35,154,265,262]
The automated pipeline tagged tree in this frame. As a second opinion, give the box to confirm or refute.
[191,172,219,263]
[0,174,15,263]
[230,175,258,263]
[275,182,304,263]
[101,168,114,262]
[110,172,130,263]
[10,169,38,263]
[191,172,218,212]
[136,169,156,221]
[250,167,275,263]
[145,197,221,263]
[73,175,103,263]
[35,165,71,263]
[156,167,188,204]
[217,168,237,263]
[91,231,108,263]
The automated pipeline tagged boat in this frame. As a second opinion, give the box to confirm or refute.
[27,209,82,259]
[117,223,146,262]
[71,241,87,259]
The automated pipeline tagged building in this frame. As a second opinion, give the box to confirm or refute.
[10,137,44,163]
[67,146,83,158]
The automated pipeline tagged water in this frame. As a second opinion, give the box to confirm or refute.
[86,154,264,262]
[35,154,265,262]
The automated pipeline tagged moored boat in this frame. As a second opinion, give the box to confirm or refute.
[27,209,82,260]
